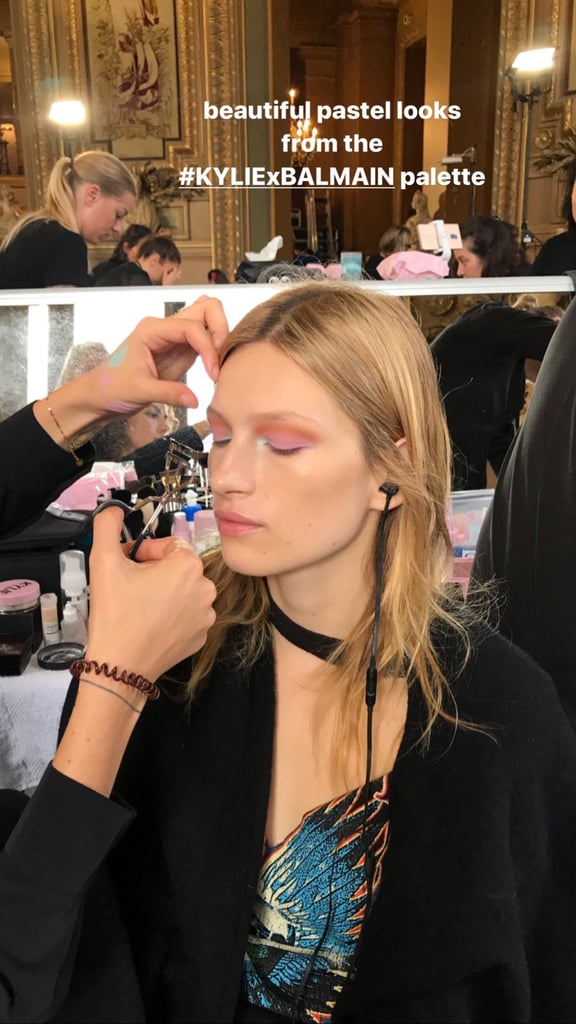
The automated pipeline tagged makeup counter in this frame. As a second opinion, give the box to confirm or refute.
[0,277,571,790]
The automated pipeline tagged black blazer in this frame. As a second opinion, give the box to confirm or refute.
[1,627,576,1022]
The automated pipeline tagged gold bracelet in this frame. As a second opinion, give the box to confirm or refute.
[79,677,143,714]
[46,399,85,466]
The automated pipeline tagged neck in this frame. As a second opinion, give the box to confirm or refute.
[267,563,372,641]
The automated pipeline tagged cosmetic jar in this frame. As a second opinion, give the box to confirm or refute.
[0,578,43,653]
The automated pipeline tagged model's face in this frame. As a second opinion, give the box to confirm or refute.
[454,239,484,278]
[208,342,385,583]
[126,403,171,451]
[76,187,135,243]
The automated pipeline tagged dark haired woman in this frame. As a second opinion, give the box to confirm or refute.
[91,222,152,280]
[530,161,576,275]
[454,215,529,278]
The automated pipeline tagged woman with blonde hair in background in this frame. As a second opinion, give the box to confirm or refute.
[0,150,136,289]
[0,284,575,1022]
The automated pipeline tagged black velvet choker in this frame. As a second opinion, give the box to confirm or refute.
[268,595,342,662]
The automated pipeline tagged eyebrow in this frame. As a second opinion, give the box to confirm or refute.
[207,405,321,428]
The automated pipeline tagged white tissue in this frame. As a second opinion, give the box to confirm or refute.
[245,235,283,261]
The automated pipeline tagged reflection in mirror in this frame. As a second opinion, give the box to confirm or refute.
[0,279,571,425]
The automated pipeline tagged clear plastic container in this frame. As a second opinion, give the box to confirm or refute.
[194,509,220,555]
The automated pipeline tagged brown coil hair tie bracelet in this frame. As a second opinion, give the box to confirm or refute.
[70,659,160,701]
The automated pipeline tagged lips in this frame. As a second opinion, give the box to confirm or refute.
[215,510,262,536]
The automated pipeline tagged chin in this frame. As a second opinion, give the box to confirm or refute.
[219,541,307,580]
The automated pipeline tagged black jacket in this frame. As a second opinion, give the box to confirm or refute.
[530,231,576,276]
[430,304,556,490]
[0,404,94,538]
[473,298,576,725]
[1,628,575,1022]
[0,220,91,289]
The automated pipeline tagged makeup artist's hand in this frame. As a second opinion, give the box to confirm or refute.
[86,506,217,683]
[90,294,229,414]
[33,296,229,446]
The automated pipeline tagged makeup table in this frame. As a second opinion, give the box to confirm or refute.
[0,660,70,791]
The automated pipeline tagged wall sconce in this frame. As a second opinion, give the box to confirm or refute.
[505,47,556,244]
[288,88,318,169]
[48,100,87,159]
[439,145,478,216]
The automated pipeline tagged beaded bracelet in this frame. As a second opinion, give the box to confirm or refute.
[70,659,160,701]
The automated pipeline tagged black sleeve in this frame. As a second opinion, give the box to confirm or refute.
[506,659,576,1020]
[0,765,134,1023]
[0,405,94,538]
[472,297,576,724]
[40,226,91,288]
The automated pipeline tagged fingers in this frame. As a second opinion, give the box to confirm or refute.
[145,316,221,383]
[174,296,229,352]
[90,506,126,564]
[128,536,197,563]
[140,378,200,410]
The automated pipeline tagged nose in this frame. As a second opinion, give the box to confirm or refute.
[209,440,257,497]
[112,220,125,236]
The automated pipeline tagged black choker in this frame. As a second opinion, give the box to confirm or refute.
[268,596,342,661]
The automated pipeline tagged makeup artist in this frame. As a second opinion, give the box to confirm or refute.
[0,296,226,537]
[0,151,139,290]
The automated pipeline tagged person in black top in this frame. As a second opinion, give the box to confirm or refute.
[96,235,182,286]
[0,150,137,289]
[473,295,576,727]
[530,160,576,275]
[0,284,575,1023]
[430,302,558,489]
[90,222,152,280]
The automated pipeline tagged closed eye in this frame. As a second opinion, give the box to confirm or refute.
[262,441,308,457]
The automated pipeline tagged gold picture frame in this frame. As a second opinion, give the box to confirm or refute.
[82,0,181,159]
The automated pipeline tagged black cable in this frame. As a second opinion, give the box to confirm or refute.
[361,494,391,911]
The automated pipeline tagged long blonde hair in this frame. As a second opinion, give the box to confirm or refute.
[191,283,473,764]
[1,150,136,250]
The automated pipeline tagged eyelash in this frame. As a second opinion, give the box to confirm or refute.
[211,438,305,457]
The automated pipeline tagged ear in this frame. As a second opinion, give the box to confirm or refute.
[369,437,408,512]
[85,184,101,206]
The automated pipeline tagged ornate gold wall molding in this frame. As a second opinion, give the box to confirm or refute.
[491,0,532,222]
[203,0,248,278]
[9,0,60,207]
